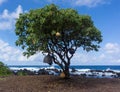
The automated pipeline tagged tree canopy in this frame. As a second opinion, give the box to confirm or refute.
[15,4,102,78]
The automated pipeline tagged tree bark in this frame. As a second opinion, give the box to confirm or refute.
[63,64,70,79]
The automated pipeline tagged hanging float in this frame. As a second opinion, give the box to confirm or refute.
[43,54,53,65]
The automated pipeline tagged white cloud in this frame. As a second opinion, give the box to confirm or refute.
[0,5,23,31]
[104,43,120,54]
[47,0,110,7]
[74,0,109,7]
[0,38,120,65]
[100,43,120,64]
[0,5,23,19]
[71,42,120,65]
[0,0,6,5]
[71,48,100,65]
[0,39,43,65]
[0,21,13,30]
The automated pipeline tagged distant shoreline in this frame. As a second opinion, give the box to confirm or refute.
[8,65,120,70]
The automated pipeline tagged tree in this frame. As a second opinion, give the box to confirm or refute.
[15,4,102,79]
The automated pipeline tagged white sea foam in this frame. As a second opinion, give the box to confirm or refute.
[9,66,56,72]
[70,68,90,71]
[10,67,40,72]
[44,66,56,69]
[70,68,120,78]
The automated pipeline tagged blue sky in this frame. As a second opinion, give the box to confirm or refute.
[0,0,120,65]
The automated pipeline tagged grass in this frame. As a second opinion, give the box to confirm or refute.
[0,77,6,81]
[0,75,120,92]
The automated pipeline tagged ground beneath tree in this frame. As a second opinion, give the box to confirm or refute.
[0,75,120,92]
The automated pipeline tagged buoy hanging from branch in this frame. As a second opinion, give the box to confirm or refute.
[43,54,53,65]
[56,32,61,37]
[69,48,75,54]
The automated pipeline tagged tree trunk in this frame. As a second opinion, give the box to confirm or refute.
[63,64,70,79]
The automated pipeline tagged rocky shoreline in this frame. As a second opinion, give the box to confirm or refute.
[11,67,120,78]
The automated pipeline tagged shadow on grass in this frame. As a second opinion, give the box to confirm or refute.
[43,75,119,89]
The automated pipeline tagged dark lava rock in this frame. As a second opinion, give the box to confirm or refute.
[38,69,49,75]
[116,73,120,78]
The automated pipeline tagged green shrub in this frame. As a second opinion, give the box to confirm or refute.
[17,70,28,76]
[0,61,12,76]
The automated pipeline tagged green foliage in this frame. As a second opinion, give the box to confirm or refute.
[17,70,27,76]
[16,69,35,76]
[15,4,102,56]
[0,61,12,76]
[15,4,102,78]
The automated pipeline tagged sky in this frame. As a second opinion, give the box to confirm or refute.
[0,0,120,65]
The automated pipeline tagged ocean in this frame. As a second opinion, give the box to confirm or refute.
[8,65,120,71]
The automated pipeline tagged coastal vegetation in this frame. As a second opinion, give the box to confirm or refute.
[0,61,12,76]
